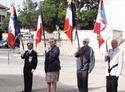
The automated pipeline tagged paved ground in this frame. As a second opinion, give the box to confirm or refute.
[0,49,125,92]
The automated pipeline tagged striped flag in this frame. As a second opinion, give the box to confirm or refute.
[93,0,109,48]
[35,0,43,47]
[8,4,20,49]
[64,2,76,43]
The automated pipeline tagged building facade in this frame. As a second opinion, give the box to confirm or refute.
[0,4,8,30]
[0,4,8,40]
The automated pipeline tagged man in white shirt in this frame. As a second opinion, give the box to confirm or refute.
[105,39,124,92]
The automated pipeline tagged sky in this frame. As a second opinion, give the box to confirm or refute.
[0,0,24,9]
[0,0,37,11]
[0,0,25,16]
[104,0,125,31]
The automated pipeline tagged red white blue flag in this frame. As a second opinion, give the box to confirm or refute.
[93,0,109,48]
[35,0,43,47]
[64,2,76,43]
[8,4,20,49]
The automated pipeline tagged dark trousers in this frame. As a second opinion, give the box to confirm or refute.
[106,76,119,92]
[77,70,88,92]
[24,68,33,91]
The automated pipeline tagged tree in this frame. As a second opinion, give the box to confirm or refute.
[17,0,98,32]
[1,12,10,32]
[42,0,98,31]
[42,0,67,33]
[73,0,99,29]
[18,0,37,31]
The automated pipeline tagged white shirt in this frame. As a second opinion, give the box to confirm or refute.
[28,49,33,54]
[105,48,124,76]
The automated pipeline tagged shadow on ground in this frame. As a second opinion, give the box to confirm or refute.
[0,74,78,92]
[89,86,105,91]
[0,74,124,92]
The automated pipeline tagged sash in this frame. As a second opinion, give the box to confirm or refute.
[109,48,120,60]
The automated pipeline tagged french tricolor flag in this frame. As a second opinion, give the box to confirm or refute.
[35,0,43,47]
[8,4,20,49]
[64,2,76,43]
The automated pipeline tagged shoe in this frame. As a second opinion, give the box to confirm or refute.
[22,90,31,92]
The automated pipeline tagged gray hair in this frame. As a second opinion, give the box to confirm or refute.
[83,38,90,43]
[49,38,56,43]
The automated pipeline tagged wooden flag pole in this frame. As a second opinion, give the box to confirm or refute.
[106,41,110,73]
[71,1,83,69]
[20,34,24,50]
[75,22,84,69]
[75,23,80,47]
[15,33,24,50]
[41,2,46,53]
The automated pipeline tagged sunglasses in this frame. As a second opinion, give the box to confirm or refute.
[83,41,87,43]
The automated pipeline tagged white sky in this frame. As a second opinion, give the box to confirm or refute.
[0,0,38,15]
[0,0,24,16]
[0,0,24,9]
[105,0,125,31]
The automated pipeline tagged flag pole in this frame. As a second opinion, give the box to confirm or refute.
[41,2,46,52]
[19,34,24,50]
[75,23,80,47]
[15,33,24,50]
[69,1,80,47]
[36,0,46,53]
[106,41,110,74]
[71,1,83,69]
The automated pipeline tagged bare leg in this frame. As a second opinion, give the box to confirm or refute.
[47,82,51,92]
[52,82,57,92]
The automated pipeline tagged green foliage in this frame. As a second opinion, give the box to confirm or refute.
[77,8,97,29]
[18,0,98,33]
[2,0,99,33]
[42,0,67,33]
[1,12,10,32]
[74,0,98,29]
[18,0,37,30]
[41,0,98,31]
[17,0,98,32]
[42,3,57,32]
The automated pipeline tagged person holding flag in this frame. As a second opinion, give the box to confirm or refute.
[21,42,38,92]
[74,38,95,92]
[8,4,21,49]
[105,39,124,92]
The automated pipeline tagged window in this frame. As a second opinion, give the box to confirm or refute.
[2,15,5,21]
[0,15,1,22]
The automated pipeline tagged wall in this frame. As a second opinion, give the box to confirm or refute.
[20,30,123,56]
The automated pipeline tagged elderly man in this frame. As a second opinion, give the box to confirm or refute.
[105,39,124,92]
[74,38,95,92]
[21,42,38,92]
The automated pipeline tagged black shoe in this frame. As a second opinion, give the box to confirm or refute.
[22,91,31,92]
